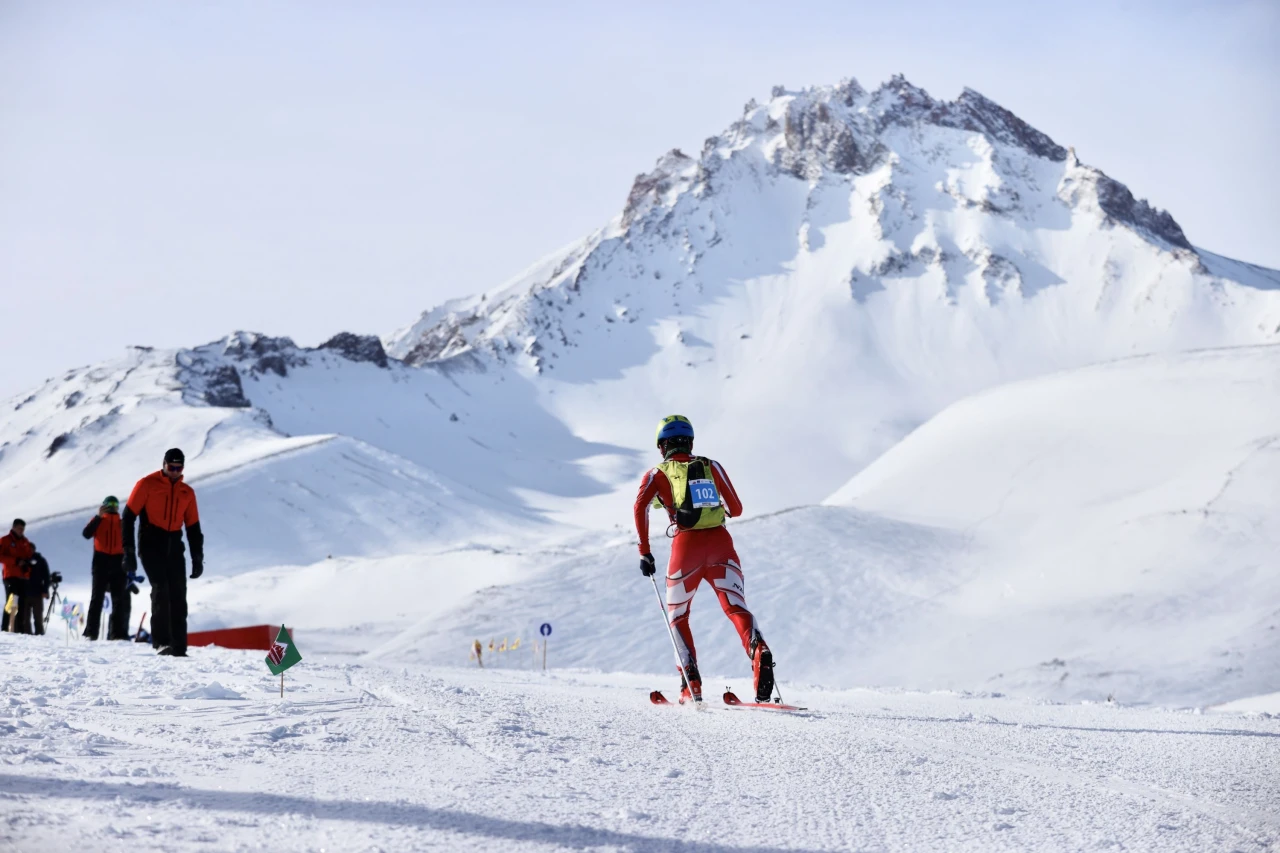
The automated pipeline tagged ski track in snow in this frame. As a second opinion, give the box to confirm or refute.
[1,635,1276,852]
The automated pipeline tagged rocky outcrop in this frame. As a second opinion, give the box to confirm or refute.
[320,333,390,368]
[401,312,487,366]
[1094,171,1192,250]
[623,149,695,227]
[178,359,251,408]
[933,88,1067,162]
[221,332,309,378]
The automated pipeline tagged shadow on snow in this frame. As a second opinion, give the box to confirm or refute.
[0,773,829,853]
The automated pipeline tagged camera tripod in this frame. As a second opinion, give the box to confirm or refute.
[44,581,61,624]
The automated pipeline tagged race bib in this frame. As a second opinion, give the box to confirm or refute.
[689,478,721,509]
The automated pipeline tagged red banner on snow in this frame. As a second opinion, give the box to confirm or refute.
[187,625,286,651]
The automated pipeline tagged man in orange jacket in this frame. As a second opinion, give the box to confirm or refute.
[83,496,131,641]
[123,449,204,656]
[1,519,36,634]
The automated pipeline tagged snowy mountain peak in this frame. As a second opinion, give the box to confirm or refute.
[387,75,1259,382]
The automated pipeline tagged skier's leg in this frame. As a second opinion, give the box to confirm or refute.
[665,568,702,669]
[708,560,758,654]
[665,542,706,700]
[709,559,775,701]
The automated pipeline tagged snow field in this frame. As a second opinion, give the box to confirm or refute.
[1,633,1277,852]
[21,346,1279,710]
[828,345,1280,706]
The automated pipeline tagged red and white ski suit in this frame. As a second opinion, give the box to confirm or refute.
[633,452,756,669]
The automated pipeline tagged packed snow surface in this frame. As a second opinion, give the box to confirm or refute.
[2,635,1277,852]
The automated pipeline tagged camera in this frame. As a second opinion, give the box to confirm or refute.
[49,571,63,586]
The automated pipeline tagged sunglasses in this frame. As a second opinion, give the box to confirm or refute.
[166,463,184,471]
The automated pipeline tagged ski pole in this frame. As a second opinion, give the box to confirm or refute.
[649,573,686,677]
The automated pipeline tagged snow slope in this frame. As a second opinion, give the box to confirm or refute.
[2,635,1276,852]
[824,344,1280,705]
[3,332,625,585]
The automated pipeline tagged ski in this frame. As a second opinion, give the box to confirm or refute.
[723,690,806,711]
[649,690,708,708]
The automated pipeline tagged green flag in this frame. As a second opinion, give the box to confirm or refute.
[265,625,301,675]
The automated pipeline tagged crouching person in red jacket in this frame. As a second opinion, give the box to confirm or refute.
[1,519,36,634]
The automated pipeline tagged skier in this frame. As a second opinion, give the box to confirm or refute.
[83,496,131,641]
[633,415,776,704]
[0,520,36,634]
[122,449,204,656]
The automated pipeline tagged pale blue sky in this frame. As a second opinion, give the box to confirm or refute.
[1,0,1276,399]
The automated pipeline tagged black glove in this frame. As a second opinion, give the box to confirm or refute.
[640,553,656,577]
[123,551,137,575]
[190,560,203,580]
[127,583,140,595]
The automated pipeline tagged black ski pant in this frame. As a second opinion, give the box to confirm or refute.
[114,576,132,641]
[85,553,128,641]
[2,578,25,633]
[29,589,45,635]
[141,549,187,651]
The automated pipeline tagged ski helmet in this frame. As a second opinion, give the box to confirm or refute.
[655,415,694,447]
[101,495,119,510]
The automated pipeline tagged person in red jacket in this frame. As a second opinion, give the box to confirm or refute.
[633,415,776,704]
[123,449,204,656]
[82,496,132,641]
[0,519,36,634]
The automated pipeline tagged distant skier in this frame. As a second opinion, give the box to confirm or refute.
[83,496,131,641]
[0,519,36,634]
[633,416,776,704]
[122,449,204,656]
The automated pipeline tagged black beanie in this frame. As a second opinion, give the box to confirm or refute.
[164,448,185,465]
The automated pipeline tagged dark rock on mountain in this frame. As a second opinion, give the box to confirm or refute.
[195,364,251,408]
[1094,170,1192,250]
[320,333,390,368]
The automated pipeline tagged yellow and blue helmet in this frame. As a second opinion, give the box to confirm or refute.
[655,415,694,447]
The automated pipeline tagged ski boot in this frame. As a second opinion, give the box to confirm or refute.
[750,633,775,703]
[678,663,703,705]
